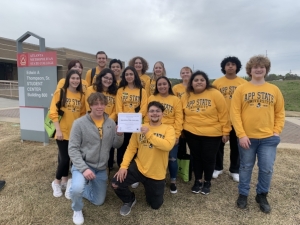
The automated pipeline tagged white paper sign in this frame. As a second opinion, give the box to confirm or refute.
[117,113,142,133]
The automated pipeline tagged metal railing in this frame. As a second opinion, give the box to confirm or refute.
[0,80,19,98]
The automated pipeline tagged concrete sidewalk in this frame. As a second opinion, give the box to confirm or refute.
[0,97,299,149]
[0,97,19,123]
[0,97,19,109]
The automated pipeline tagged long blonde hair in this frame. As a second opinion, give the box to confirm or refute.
[152,61,166,80]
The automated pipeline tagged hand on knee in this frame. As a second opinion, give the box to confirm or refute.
[111,182,118,189]
[111,177,119,189]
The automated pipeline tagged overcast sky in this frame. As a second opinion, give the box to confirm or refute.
[1,0,300,79]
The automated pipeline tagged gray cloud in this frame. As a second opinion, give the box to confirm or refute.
[1,0,299,78]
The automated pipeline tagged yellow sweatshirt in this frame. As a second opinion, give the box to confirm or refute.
[56,78,88,93]
[85,86,117,121]
[85,67,102,87]
[146,94,183,138]
[212,76,247,111]
[116,86,148,118]
[49,89,85,140]
[145,79,156,96]
[140,74,150,88]
[121,123,176,180]
[172,83,186,99]
[230,82,285,139]
[181,88,231,136]
[116,79,121,87]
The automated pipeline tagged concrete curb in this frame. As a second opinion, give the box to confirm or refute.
[0,117,20,123]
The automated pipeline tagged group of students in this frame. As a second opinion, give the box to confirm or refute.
[48,51,285,225]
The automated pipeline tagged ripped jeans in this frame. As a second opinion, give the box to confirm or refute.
[168,143,179,181]
[238,136,280,196]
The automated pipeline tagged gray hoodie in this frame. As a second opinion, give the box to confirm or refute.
[68,113,124,173]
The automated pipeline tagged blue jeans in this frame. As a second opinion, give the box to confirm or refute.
[238,136,280,196]
[169,143,179,181]
[71,166,107,211]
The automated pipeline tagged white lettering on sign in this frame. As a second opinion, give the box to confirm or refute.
[25,70,50,99]
[29,53,44,57]
[27,93,47,98]
[27,81,43,86]
[26,76,45,80]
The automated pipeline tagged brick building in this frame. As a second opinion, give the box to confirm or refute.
[0,36,124,81]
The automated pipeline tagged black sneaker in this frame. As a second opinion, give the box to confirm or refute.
[237,194,248,209]
[170,183,177,194]
[191,180,202,194]
[200,181,211,195]
[256,193,271,213]
[120,198,136,216]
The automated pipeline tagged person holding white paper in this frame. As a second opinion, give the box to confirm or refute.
[146,77,183,194]
[117,113,142,133]
[112,101,176,216]
[115,66,147,170]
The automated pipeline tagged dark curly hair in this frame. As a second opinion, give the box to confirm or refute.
[220,56,242,74]
[128,56,149,74]
[93,68,118,95]
[109,59,123,69]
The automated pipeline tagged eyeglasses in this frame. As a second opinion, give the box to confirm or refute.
[148,110,162,113]
[102,76,113,81]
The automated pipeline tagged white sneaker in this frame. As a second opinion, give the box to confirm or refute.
[61,182,67,190]
[131,182,139,189]
[65,179,72,200]
[212,170,223,179]
[73,210,84,225]
[51,181,62,197]
[229,172,239,182]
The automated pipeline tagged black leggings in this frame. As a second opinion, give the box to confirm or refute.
[215,127,240,173]
[183,130,221,182]
[56,140,70,180]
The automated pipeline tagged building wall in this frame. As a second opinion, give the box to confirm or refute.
[0,36,124,81]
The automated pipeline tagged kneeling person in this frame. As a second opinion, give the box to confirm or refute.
[68,92,124,225]
[112,101,176,216]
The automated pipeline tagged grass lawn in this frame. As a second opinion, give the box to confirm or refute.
[269,80,300,112]
[1,121,300,225]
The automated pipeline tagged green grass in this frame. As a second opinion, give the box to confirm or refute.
[269,80,300,111]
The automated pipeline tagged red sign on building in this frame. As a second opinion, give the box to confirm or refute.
[17,51,57,67]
